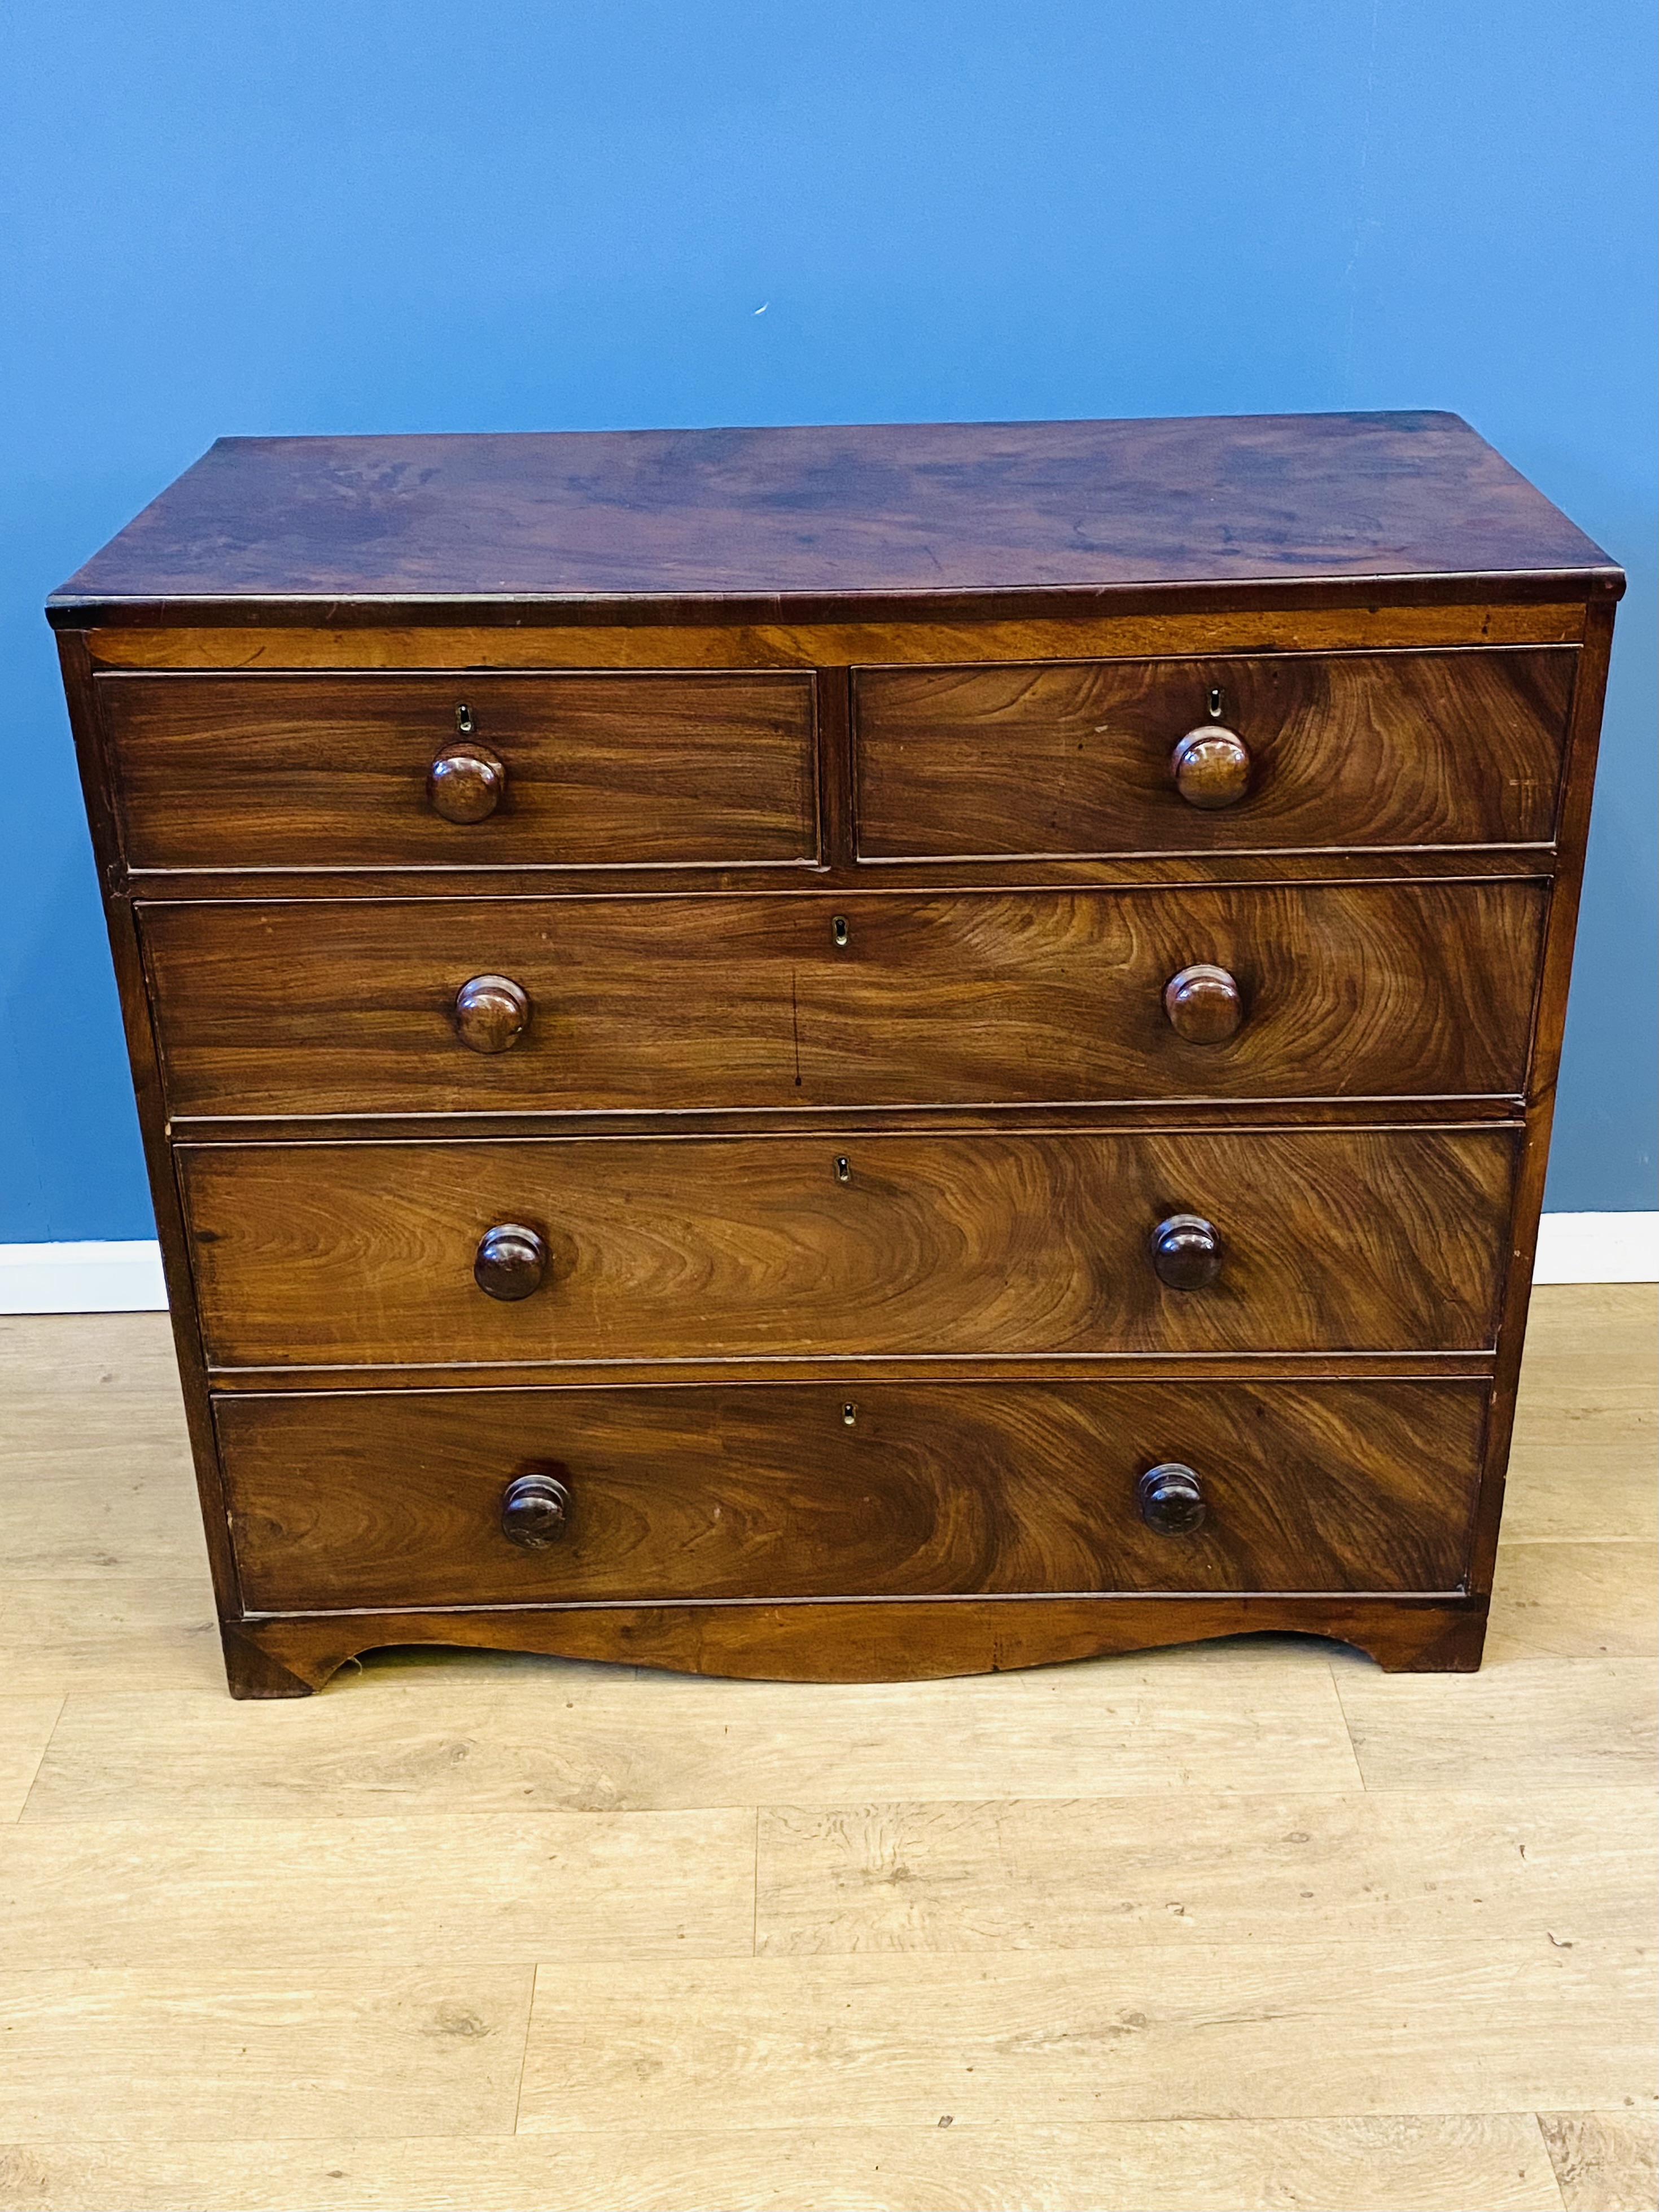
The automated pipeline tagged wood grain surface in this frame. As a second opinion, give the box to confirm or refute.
[47,413,1623,1708]
[1538,2111,1659,2211]
[84,598,1588,672]
[213,1378,1487,1612]
[0,2118,1579,2212]
[101,670,818,870]
[231,1596,1489,1693]
[753,1789,1651,1955]
[141,882,1548,1119]
[49,414,1621,621]
[854,649,1574,855]
[1,1290,1649,2209]
[512,1941,1650,2130]
[176,1127,1517,1369]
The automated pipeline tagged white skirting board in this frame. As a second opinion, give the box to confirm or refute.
[0,1215,1655,1315]
[0,1241,169,1315]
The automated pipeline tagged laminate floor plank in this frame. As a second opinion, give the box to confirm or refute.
[0,1807,755,1969]
[1502,1287,1657,1545]
[1486,1541,1659,1662]
[515,1939,1654,2129]
[0,1314,187,1447]
[0,1579,221,1694]
[0,1701,63,1825]
[752,1788,1652,1955]
[20,1645,1362,1824]
[0,1289,1651,2210]
[1538,2109,1659,2212]
[0,1966,533,2140]
[2,1451,205,1579]
[0,2113,1571,2211]
[1333,1657,1655,1793]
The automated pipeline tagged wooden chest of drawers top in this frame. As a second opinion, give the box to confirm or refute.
[48,410,1618,620]
[50,412,1622,1696]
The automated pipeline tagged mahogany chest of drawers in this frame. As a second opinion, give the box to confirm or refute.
[49,411,1622,1697]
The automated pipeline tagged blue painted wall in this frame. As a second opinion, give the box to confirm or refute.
[2,1,1653,1237]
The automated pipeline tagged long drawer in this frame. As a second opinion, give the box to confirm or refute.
[853,648,1575,857]
[177,1127,1516,1368]
[99,669,820,869]
[141,882,1547,1118]
[216,1378,1488,1611]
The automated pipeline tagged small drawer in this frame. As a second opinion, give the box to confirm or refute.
[853,648,1575,857]
[178,1127,1516,1370]
[139,880,1546,1118]
[99,669,818,870]
[216,1378,1488,1612]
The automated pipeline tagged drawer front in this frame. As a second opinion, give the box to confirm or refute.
[178,1128,1515,1369]
[853,649,1575,857]
[100,671,818,869]
[217,1379,1487,1611]
[142,881,1546,1118]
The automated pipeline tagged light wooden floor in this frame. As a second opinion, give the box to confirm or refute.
[0,1289,1653,2212]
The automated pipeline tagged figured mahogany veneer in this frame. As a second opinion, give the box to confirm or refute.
[216,1380,1489,1613]
[49,412,1621,1693]
[139,881,1546,1118]
[854,648,1575,857]
[177,1128,1514,1369]
[100,670,819,870]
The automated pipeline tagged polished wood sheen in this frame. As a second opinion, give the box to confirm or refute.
[176,1128,1515,1369]
[49,413,1622,1692]
[452,974,529,1054]
[853,649,1575,856]
[1149,1214,1224,1290]
[84,599,1590,671]
[1171,723,1252,810]
[214,1378,1489,1612]
[498,1470,571,1548]
[138,881,1547,1118]
[426,737,505,824]
[472,1224,548,1302]
[1164,963,1243,1044]
[1137,1461,1208,1534]
[99,670,819,870]
[49,414,1619,624]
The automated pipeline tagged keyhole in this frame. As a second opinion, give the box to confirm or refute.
[1207,687,1224,722]
[832,914,850,947]
[834,1155,851,1184]
[842,1403,857,1427]
[456,703,475,735]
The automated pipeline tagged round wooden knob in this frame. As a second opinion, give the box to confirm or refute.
[1137,1462,1206,1536]
[1150,1213,1223,1290]
[474,1223,548,1301]
[1171,726,1250,809]
[501,1472,571,1548]
[428,741,506,824]
[453,974,530,1054]
[1164,963,1242,1044]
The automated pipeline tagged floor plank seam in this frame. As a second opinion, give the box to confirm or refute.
[1527,2110,1574,2212]
[507,1963,536,2138]
[750,1805,761,1958]
[6,1694,64,1825]
[1325,1654,1373,1792]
